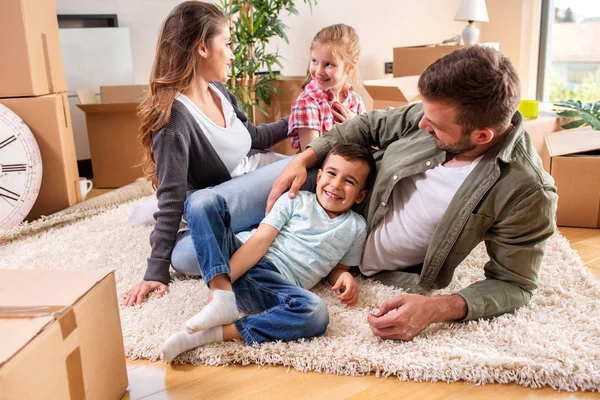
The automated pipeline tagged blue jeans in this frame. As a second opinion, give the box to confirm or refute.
[171,156,318,276]
[184,189,329,345]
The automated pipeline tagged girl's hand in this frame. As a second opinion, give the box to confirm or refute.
[331,272,359,307]
[331,101,356,123]
[123,281,168,306]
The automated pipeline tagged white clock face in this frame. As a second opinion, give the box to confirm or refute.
[0,104,43,231]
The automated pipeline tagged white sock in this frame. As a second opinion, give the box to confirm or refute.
[159,326,223,363]
[185,290,239,334]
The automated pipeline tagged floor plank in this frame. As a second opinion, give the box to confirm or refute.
[559,227,600,244]
[570,243,600,264]
[587,258,600,270]
[580,235,600,250]
[123,359,600,400]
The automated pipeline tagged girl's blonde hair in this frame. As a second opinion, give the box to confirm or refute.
[303,24,361,89]
[137,1,227,188]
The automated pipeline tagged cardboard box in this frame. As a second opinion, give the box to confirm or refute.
[393,45,461,77]
[77,85,148,188]
[255,76,305,156]
[0,93,81,220]
[0,269,128,399]
[522,110,565,156]
[541,127,600,228]
[0,0,67,97]
[364,76,421,110]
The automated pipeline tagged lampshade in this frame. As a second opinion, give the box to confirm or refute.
[455,0,489,22]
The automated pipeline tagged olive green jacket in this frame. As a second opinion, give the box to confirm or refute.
[309,103,558,320]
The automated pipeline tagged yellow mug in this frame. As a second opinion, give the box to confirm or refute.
[518,99,539,119]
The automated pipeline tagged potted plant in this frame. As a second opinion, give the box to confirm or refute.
[554,100,600,130]
[221,0,316,122]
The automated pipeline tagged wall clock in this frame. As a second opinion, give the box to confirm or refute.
[0,104,43,231]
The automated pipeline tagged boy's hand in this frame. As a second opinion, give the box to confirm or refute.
[331,272,359,307]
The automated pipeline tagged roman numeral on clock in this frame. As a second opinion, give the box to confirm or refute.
[2,164,27,173]
[0,135,17,150]
[0,185,20,205]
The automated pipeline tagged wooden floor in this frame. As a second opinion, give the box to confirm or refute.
[116,226,600,399]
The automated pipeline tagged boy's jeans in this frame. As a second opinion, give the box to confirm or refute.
[183,189,329,345]
[171,156,317,275]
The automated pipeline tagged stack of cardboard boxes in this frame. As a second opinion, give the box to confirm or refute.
[0,0,80,220]
[0,2,129,398]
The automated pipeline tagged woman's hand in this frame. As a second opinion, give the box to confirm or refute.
[123,281,168,306]
[331,101,356,123]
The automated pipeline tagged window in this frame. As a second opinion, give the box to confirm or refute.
[567,67,597,84]
[537,0,600,103]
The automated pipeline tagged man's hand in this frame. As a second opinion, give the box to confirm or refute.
[265,148,318,214]
[331,272,359,307]
[367,294,467,341]
[122,281,168,306]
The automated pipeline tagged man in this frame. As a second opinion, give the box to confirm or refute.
[266,45,558,341]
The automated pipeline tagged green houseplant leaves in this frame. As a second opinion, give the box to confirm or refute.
[554,100,600,130]
[221,0,317,122]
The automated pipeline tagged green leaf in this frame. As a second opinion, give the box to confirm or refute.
[554,100,578,110]
[253,14,264,34]
[580,113,600,130]
[255,103,270,117]
[556,110,581,118]
[561,119,586,129]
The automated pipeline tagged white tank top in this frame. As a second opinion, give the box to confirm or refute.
[176,84,255,177]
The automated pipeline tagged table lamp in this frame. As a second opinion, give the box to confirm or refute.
[455,0,489,45]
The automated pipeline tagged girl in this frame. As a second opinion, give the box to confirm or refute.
[123,1,291,306]
[288,24,365,151]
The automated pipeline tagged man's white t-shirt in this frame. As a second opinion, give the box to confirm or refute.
[361,157,482,276]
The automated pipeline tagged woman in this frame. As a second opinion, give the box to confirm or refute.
[123,1,293,306]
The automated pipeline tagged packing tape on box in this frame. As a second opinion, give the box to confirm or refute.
[0,305,85,399]
[0,305,66,318]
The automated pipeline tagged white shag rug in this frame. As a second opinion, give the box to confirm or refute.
[1,196,599,392]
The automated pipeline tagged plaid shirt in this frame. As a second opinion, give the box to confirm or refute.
[288,80,365,149]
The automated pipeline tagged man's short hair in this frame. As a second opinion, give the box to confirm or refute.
[324,142,377,189]
[417,45,521,133]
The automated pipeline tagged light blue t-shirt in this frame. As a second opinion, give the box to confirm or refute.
[237,191,367,290]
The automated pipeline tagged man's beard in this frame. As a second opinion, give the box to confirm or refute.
[431,132,476,154]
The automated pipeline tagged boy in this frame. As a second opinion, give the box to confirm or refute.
[160,143,376,362]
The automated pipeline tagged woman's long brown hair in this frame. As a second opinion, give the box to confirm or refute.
[138,1,227,188]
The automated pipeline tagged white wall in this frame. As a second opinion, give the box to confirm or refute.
[58,0,540,159]
[56,0,466,84]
